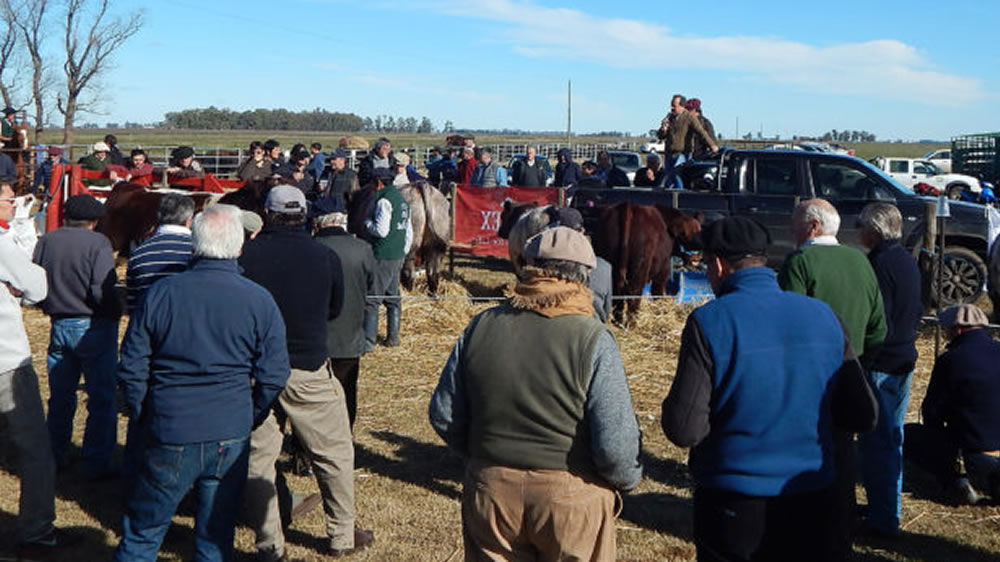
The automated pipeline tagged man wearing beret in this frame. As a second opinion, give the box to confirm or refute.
[662,216,876,561]
[362,166,411,348]
[921,304,1000,504]
[430,226,642,561]
[33,194,122,479]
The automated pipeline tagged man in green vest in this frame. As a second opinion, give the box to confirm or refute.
[363,167,411,348]
[0,107,16,146]
[429,226,642,561]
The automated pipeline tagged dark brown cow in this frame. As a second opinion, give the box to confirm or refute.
[398,181,451,295]
[96,183,216,256]
[593,202,702,326]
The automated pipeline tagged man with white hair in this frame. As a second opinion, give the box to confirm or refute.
[115,204,290,561]
[779,198,887,557]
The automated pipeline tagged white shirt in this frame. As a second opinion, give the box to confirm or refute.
[0,226,48,373]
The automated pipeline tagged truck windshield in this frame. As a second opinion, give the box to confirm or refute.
[857,159,915,195]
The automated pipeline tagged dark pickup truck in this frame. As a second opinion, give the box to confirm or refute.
[572,149,1000,305]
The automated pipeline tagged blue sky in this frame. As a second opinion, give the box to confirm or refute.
[97,0,997,140]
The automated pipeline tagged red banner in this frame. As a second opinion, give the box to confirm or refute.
[453,185,562,257]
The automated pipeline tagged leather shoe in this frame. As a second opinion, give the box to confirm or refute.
[329,528,375,557]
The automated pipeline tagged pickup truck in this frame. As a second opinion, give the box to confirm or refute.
[571,149,1000,305]
[870,156,981,200]
[923,148,952,173]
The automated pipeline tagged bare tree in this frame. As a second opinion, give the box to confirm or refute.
[56,0,142,143]
[0,2,22,108]
[10,0,51,137]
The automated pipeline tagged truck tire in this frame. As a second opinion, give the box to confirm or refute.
[946,183,968,200]
[930,246,987,305]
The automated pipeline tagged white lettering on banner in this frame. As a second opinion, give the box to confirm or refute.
[480,210,502,231]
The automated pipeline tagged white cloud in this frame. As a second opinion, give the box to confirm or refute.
[433,0,984,106]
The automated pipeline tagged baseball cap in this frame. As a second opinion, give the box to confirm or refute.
[265,185,307,214]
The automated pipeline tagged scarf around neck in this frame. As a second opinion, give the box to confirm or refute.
[509,276,595,319]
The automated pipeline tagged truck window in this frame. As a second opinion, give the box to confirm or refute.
[753,158,799,195]
[811,161,875,200]
[889,160,909,174]
[913,162,931,175]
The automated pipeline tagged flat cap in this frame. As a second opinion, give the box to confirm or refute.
[265,185,307,214]
[939,304,989,330]
[702,216,771,261]
[523,226,596,269]
[64,194,105,220]
[91,141,110,153]
[394,152,411,166]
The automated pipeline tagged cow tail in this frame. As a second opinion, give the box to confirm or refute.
[618,203,632,289]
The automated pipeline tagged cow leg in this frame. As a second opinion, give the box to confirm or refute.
[401,256,416,292]
[426,248,443,297]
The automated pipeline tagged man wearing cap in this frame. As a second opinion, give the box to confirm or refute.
[922,304,1000,503]
[0,179,84,556]
[114,204,290,561]
[314,197,375,429]
[33,193,122,478]
[662,216,877,561]
[241,186,374,560]
[125,194,195,313]
[0,106,16,145]
[470,148,508,187]
[430,226,642,561]
[34,147,69,196]
[392,152,411,186]
[363,167,412,348]
[166,146,204,179]
[779,198,886,556]
[656,94,717,190]
[320,148,359,209]
[683,98,716,161]
[633,153,667,188]
[78,141,112,187]
[855,202,923,538]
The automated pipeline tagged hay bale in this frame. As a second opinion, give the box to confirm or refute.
[339,136,369,150]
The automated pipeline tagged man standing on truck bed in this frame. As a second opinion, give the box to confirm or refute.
[657,93,718,190]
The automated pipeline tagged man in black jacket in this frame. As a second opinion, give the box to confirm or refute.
[313,197,375,429]
[240,186,374,560]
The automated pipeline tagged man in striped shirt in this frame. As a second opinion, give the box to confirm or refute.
[125,194,195,313]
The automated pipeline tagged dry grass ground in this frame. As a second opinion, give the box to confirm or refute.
[2,255,1000,561]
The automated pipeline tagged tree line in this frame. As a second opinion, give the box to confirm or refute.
[1,0,143,143]
[163,108,440,134]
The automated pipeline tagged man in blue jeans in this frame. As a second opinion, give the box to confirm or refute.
[115,204,289,561]
[856,203,922,538]
[32,193,122,479]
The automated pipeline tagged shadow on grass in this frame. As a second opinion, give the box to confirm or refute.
[355,430,463,500]
[640,448,693,490]
[854,530,1000,561]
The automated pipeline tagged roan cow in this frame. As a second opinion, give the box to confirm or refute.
[398,181,451,295]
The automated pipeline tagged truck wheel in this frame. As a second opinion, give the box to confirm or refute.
[930,246,987,305]
[946,184,967,200]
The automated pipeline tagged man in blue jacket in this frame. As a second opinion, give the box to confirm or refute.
[115,204,290,562]
[662,216,877,561]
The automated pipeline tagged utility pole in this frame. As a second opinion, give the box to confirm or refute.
[566,80,572,143]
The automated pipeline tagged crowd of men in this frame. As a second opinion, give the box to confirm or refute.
[1,101,1000,561]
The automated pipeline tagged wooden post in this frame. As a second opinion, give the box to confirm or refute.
[449,185,457,277]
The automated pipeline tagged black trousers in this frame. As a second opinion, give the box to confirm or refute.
[330,357,360,429]
[693,485,837,562]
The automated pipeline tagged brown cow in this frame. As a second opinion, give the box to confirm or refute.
[96,183,217,256]
[592,202,702,326]
[398,181,451,295]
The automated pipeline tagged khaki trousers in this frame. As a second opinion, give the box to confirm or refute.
[245,363,356,554]
[462,461,617,562]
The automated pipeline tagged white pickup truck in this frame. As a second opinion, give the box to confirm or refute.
[870,156,981,199]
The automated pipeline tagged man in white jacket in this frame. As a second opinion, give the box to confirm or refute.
[0,180,80,556]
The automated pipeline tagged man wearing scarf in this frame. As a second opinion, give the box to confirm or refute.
[429,226,642,561]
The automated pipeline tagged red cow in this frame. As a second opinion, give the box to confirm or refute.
[96,183,216,256]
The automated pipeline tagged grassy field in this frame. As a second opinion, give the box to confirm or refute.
[2,256,1000,561]
[32,128,946,163]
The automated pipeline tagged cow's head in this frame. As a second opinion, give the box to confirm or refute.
[669,212,704,267]
[497,199,538,240]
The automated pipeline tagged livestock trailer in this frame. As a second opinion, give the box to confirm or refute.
[952,132,1000,185]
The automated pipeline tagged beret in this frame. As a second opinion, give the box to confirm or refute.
[173,146,195,160]
[939,304,989,330]
[702,216,771,261]
[64,194,106,221]
[523,226,596,269]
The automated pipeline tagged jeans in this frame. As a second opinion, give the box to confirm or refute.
[46,316,119,475]
[858,371,911,534]
[115,437,250,562]
[664,152,687,190]
[0,365,56,542]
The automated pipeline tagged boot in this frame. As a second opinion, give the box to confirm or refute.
[362,309,377,353]
[384,306,400,347]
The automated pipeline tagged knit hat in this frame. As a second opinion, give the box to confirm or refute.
[939,304,989,330]
[265,185,307,214]
[64,194,106,220]
[702,216,770,261]
[523,226,596,268]
[92,141,110,153]
[240,210,263,234]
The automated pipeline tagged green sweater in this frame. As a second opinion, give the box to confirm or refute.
[778,242,887,362]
